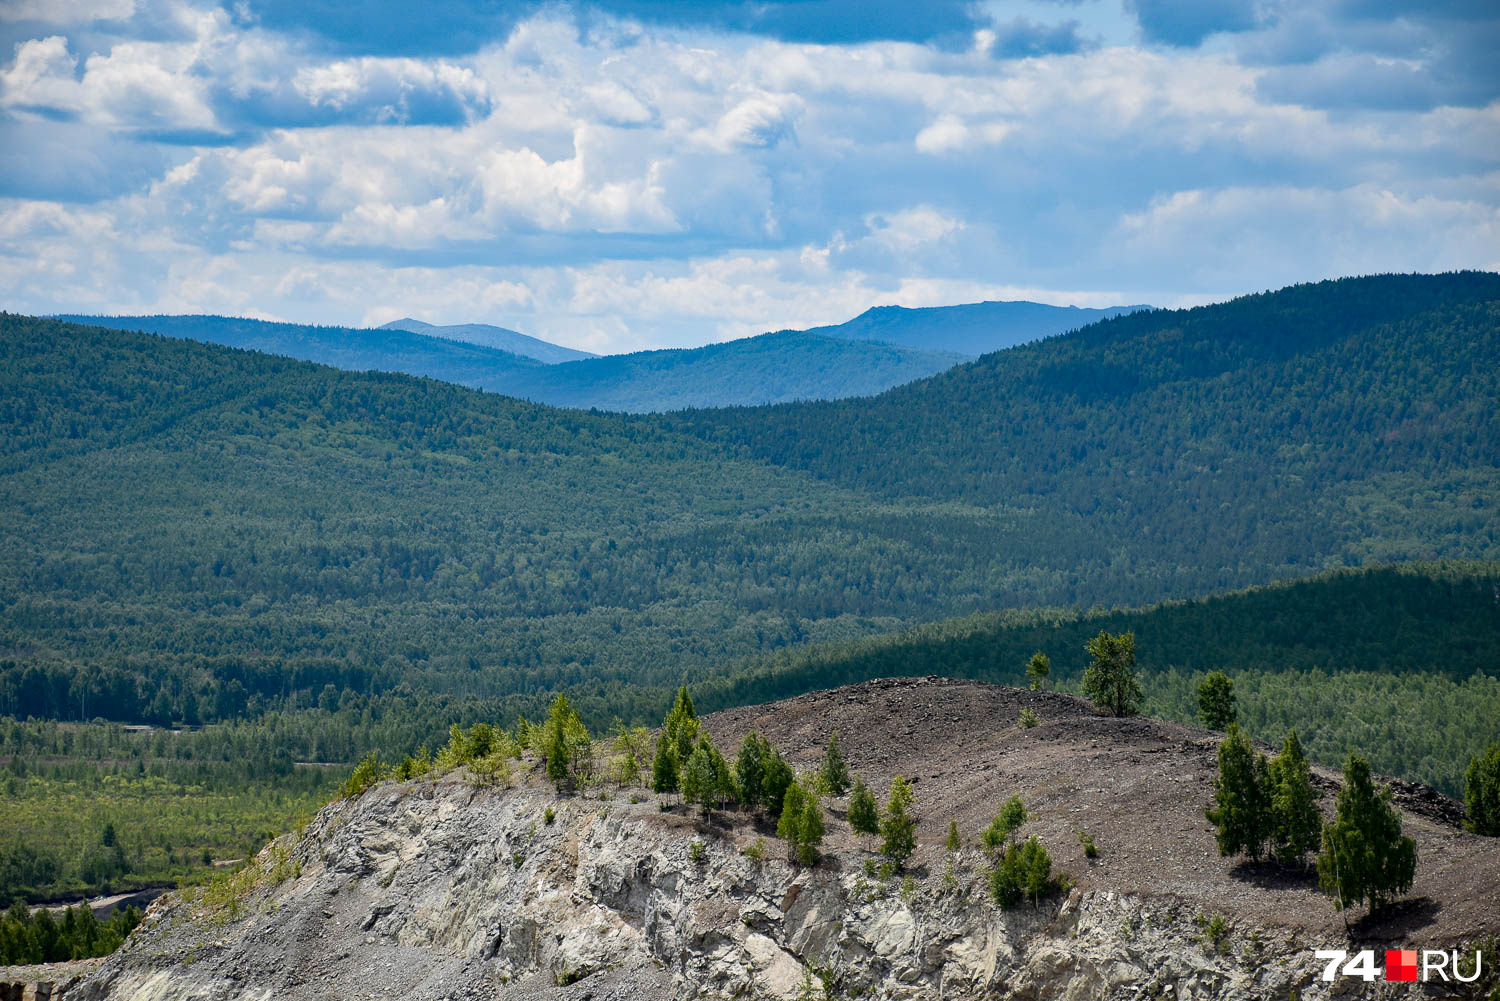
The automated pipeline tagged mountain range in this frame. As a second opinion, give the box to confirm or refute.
[59,298,1146,412]
[8,272,1497,740]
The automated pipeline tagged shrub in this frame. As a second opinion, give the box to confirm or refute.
[689,840,706,864]
[1077,830,1097,859]
[1018,708,1038,729]
[340,753,386,800]
[990,835,1056,907]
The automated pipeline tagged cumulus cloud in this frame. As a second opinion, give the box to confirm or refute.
[0,2,1496,351]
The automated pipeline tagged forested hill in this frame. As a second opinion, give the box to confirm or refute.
[803,299,1148,355]
[494,331,965,411]
[55,313,545,393]
[675,272,1500,586]
[1,273,1497,735]
[687,562,1500,794]
[61,313,965,411]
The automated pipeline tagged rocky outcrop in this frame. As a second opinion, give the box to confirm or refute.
[73,774,1373,1001]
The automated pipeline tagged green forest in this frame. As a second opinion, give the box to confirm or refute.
[2,272,1498,908]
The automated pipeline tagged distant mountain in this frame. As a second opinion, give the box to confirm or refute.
[56,314,542,388]
[804,299,1150,356]
[498,331,967,411]
[56,313,968,412]
[378,317,594,364]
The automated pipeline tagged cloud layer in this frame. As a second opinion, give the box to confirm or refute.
[1,0,1496,350]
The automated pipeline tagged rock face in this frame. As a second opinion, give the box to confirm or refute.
[70,679,1499,1000]
[69,778,1367,1001]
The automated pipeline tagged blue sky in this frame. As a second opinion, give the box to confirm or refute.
[1,0,1496,352]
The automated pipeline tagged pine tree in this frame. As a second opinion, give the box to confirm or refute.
[848,778,880,845]
[778,780,825,864]
[1317,754,1417,914]
[990,835,1055,908]
[759,748,795,819]
[665,685,699,761]
[544,694,574,790]
[982,795,1028,857]
[945,820,961,853]
[1196,671,1237,730]
[681,742,712,812]
[1026,651,1051,691]
[820,729,851,797]
[1268,730,1321,865]
[1081,630,1142,717]
[651,732,678,798]
[881,775,917,868]
[1204,722,1271,860]
[1464,743,1500,836]
[736,733,768,808]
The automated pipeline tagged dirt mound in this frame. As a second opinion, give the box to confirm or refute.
[700,676,1498,946]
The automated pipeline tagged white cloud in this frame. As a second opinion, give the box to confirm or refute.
[0,7,1496,351]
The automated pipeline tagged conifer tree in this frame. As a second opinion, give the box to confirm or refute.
[1268,730,1321,865]
[665,685,699,761]
[848,778,880,845]
[759,748,795,819]
[543,694,575,790]
[982,795,1028,856]
[945,820,961,853]
[736,733,768,808]
[820,729,851,797]
[651,732,678,798]
[1317,754,1417,914]
[1204,722,1271,860]
[1081,630,1142,717]
[1196,671,1237,730]
[776,781,824,865]
[1464,743,1500,836]
[1026,651,1051,691]
[881,775,917,868]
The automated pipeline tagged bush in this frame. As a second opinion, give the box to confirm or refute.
[990,835,1057,907]
[1018,708,1038,729]
[340,753,386,800]
[1077,830,1097,859]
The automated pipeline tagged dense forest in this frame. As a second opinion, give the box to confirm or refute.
[2,273,1498,903]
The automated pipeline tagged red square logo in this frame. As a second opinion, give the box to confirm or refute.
[1386,950,1418,982]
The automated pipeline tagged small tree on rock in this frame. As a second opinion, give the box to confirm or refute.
[651,732,678,799]
[736,733,769,808]
[759,748,795,820]
[982,795,1028,857]
[1317,754,1417,914]
[1269,730,1321,865]
[1026,651,1051,691]
[1082,630,1142,717]
[991,835,1056,908]
[881,775,918,869]
[946,820,961,853]
[1196,671,1237,731]
[820,729,851,797]
[664,686,699,762]
[1464,743,1500,836]
[1205,722,1271,860]
[777,781,824,866]
[848,778,880,846]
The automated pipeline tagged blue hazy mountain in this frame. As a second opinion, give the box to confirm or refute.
[804,299,1151,356]
[378,317,595,364]
[498,331,967,411]
[57,314,544,389]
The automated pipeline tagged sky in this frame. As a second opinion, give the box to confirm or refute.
[0,0,1496,352]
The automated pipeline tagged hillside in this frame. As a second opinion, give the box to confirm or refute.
[4,274,1499,736]
[65,679,1500,1001]
[804,298,1148,355]
[379,317,595,364]
[57,313,543,389]
[497,331,966,411]
[686,563,1500,794]
[677,272,1500,595]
